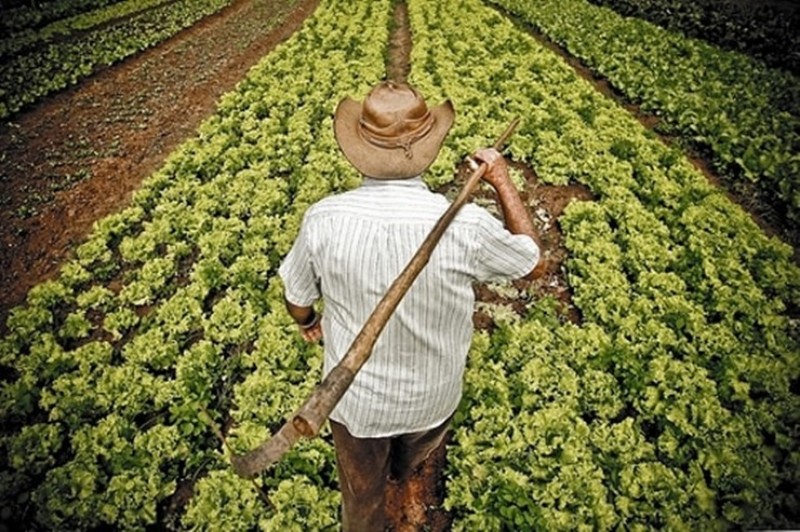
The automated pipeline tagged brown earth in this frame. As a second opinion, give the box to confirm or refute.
[0,0,319,325]
[387,0,412,84]
[385,434,451,532]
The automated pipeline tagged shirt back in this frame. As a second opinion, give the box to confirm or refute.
[279,177,538,437]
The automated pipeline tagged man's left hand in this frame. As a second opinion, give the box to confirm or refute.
[299,318,323,343]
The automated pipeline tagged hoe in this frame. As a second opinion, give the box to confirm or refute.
[214,117,520,482]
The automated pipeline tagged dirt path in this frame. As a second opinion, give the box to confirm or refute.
[387,0,412,83]
[382,3,594,528]
[0,0,319,323]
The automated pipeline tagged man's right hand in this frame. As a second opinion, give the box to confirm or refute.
[471,147,512,190]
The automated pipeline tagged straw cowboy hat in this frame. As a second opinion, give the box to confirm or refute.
[334,81,455,179]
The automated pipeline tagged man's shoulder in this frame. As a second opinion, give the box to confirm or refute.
[303,188,366,218]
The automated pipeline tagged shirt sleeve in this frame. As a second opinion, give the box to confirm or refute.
[471,208,540,283]
[278,213,321,307]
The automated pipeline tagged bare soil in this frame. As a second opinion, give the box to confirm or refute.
[0,0,319,324]
[385,434,451,532]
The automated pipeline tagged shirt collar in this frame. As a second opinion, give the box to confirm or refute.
[361,176,427,190]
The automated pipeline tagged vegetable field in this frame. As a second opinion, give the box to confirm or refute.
[492,0,800,229]
[1,0,798,530]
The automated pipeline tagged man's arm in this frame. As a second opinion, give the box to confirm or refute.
[472,148,546,279]
[284,297,323,343]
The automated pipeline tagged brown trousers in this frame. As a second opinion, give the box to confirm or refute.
[329,415,452,531]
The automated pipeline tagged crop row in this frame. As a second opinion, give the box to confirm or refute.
[409,0,799,528]
[1,0,122,33]
[490,0,800,225]
[0,0,390,528]
[0,0,172,60]
[0,0,234,119]
[586,0,800,75]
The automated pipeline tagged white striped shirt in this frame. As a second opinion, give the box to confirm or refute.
[279,177,539,437]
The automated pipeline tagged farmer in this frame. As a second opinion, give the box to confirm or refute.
[278,81,544,530]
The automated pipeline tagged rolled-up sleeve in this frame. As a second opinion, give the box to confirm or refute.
[472,210,540,282]
[278,214,321,307]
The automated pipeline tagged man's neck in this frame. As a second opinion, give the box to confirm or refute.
[362,176,426,188]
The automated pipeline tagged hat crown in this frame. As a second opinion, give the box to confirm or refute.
[358,82,434,155]
[361,82,428,129]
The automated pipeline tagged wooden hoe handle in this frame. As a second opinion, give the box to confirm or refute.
[231,117,520,479]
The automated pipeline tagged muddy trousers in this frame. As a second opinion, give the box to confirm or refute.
[329,415,452,532]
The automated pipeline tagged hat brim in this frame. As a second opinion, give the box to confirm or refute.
[334,97,455,180]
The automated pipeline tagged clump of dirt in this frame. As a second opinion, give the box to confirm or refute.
[521,162,594,323]
[0,0,320,324]
[439,160,593,330]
